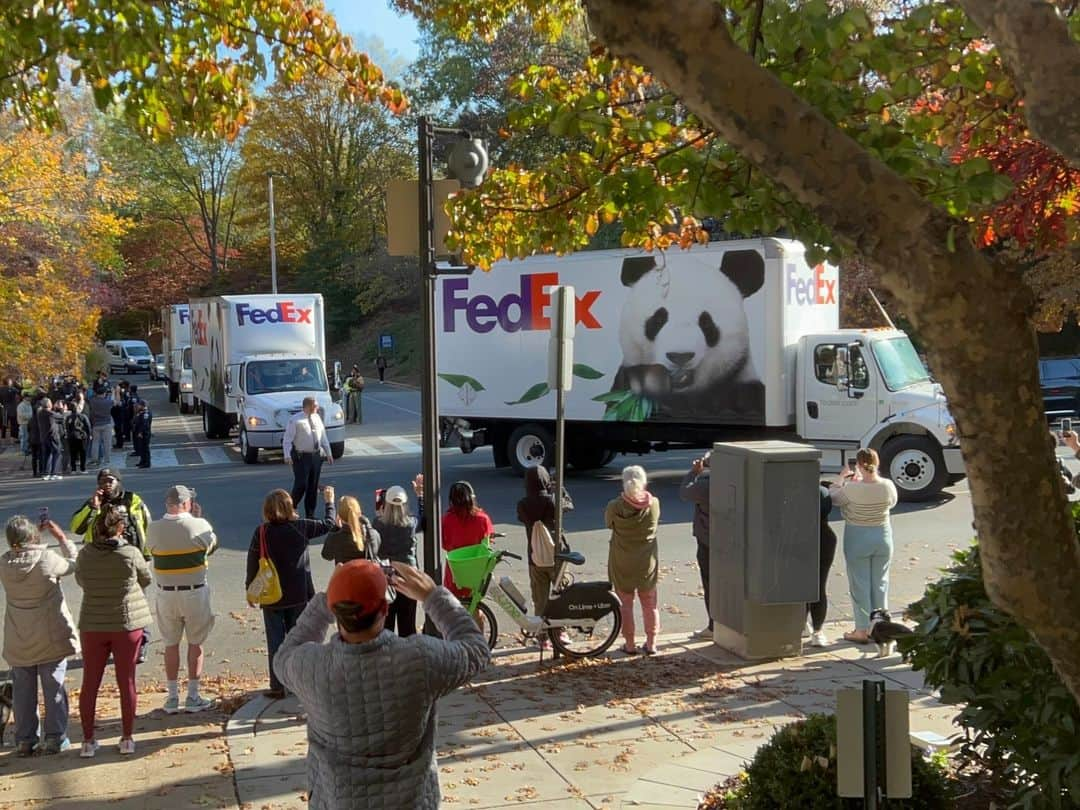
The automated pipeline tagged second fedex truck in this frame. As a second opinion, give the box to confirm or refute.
[189,294,345,463]
[161,304,195,413]
[436,238,964,501]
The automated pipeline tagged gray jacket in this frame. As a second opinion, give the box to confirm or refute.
[679,469,710,545]
[0,537,79,666]
[89,393,114,428]
[274,587,490,810]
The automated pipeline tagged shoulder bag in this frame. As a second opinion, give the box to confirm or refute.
[247,524,283,606]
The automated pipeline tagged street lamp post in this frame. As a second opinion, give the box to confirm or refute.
[267,172,278,294]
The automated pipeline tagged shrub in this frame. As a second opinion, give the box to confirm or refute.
[900,530,1080,808]
[717,714,953,809]
[84,345,111,380]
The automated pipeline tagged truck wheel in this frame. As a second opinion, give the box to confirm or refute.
[179,399,190,415]
[880,436,947,501]
[507,424,554,475]
[202,407,212,439]
[204,406,228,440]
[239,429,259,464]
[330,441,345,460]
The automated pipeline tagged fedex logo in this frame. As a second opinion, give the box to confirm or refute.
[786,263,836,306]
[443,273,601,334]
[235,301,313,327]
[192,311,208,346]
[178,308,190,325]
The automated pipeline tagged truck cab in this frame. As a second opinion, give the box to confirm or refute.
[173,346,195,414]
[797,328,963,499]
[227,355,345,464]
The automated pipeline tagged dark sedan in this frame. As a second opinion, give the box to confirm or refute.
[1039,356,1080,422]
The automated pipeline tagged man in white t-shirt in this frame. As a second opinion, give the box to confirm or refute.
[145,485,218,713]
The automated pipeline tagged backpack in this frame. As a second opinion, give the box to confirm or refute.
[530,520,556,568]
[68,413,89,442]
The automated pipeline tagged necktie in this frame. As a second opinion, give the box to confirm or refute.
[308,414,317,453]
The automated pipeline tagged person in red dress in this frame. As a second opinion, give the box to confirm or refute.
[441,481,494,599]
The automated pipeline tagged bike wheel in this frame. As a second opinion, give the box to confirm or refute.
[476,601,498,650]
[548,594,621,658]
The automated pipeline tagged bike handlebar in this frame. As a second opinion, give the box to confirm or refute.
[499,550,522,560]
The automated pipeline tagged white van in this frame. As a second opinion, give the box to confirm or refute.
[105,339,154,375]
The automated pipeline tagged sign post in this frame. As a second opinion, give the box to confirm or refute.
[548,286,575,554]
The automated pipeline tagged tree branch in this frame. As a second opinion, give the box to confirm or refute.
[958,0,1080,164]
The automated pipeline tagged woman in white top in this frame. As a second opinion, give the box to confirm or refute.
[829,448,898,644]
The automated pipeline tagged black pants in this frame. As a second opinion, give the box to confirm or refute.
[112,410,124,448]
[696,541,712,629]
[31,443,42,477]
[807,523,838,631]
[385,592,417,637]
[134,433,150,466]
[290,451,322,518]
[377,367,385,382]
[69,438,86,472]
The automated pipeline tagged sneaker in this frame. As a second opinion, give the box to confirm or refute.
[184,695,214,713]
[80,740,100,758]
[691,626,713,640]
[808,630,829,647]
[119,738,135,755]
[41,737,71,755]
[163,695,181,714]
[53,475,62,481]
[802,618,813,639]
[15,741,37,757]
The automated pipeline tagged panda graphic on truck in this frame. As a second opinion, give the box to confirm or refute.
[435,237,965,501]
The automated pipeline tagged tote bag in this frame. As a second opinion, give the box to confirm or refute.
[530,520,556,568]
[246,525,283,606]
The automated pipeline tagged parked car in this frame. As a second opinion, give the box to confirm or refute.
[151,353,166,380]
[1039,356,1080,422]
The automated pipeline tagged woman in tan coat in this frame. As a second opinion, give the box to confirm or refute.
[75,504,152,758]
[606,465,661,655]
[0,515,79,756]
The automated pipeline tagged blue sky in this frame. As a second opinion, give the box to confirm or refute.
[323,0,420,68]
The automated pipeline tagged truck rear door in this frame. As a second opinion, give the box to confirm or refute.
[800,339,879,440]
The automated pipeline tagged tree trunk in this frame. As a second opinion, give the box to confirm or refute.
[582,0,1080,705]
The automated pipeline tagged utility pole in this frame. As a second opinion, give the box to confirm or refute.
[267,172,278,294]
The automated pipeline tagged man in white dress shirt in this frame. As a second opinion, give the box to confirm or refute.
[283,397,333,519]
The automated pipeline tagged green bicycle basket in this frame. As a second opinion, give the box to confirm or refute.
[445,541,497,593]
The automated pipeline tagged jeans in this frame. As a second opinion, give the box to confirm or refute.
[91,424,112,465]
[80,629,141,740]
[12,659,69,746]
[20,427,29,455]
[263,604,305,692]
[695,541,713,630]
[43,439,61,476]
[842,522,893,630]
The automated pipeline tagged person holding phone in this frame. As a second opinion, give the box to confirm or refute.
[0,515,80,756]
[245,485,337,699]
[679,452,712,639]
[829,448,898,644]
[371,477,424,636]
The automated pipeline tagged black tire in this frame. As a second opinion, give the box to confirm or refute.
[330,440,345,460]
[202,406,212,439]
[475,601,498,650]
[179,400,190,415]
[240,429,259,464]
[880,435,948,501]
[568,443,611,471]
[506,423,554,476]
[203,405,228,440]
[548,594,622,658]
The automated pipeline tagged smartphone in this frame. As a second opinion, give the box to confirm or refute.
[1063,418,1073,434]
[847,459,858,472]
[379,561,396,581]
[38,506,49,527]
[375,488,386,511]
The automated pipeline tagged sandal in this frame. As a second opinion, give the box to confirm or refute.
[641,645,657,656]
[843,631,871,644]
[619,644,640,655]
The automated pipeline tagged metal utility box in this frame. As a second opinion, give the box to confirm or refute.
[710,440,821,659]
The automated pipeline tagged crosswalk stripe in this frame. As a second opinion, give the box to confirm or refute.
[150,449,180,468]
[344,438,380,456]
[382,436,424,454]
[197,446,234,465]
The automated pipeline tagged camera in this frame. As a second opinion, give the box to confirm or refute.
[379,562,396,581]
[847,459,858,472]
[1063,418,1073,434]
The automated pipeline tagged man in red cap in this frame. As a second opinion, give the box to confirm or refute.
[273,559,489,809]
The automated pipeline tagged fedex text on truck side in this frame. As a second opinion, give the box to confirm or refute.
[442,273,602,333]
[235,301,313,326]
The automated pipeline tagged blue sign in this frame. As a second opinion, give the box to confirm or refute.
[379,333,394,350]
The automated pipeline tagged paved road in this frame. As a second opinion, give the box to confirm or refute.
[0,375,981,681]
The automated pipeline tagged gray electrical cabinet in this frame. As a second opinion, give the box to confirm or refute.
[709,440,821,659]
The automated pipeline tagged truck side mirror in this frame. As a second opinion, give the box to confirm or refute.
[331,360,342,391]
[834,346,850,392]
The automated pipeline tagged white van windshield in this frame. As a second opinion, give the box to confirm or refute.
[125,344,152,357]
[872,337,931,391]
[246,359,327,394]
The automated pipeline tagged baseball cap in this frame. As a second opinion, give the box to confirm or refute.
[326,560,388,615]
[98,468,120,483]
[166,485,196,504]
[385,485,408,506]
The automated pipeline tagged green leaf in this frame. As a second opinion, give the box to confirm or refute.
[592,390,633,404]
[572,363,604,380]
[506,382,550,405]
[438,373,486,391]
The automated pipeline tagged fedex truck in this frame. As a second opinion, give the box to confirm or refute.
[189,294,345,463]
[161,304,195,413]
[436,238,964,501]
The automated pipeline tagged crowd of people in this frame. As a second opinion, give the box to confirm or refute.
[1,373,154,480]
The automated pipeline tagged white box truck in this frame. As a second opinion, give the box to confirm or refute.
[161,304,195,413]
[436,238,964,501]
[189,294,345,463]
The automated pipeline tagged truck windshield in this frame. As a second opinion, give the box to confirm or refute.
[872,337,931,391]
[246,359,327,394]
[182,347,192,370]
[125,345,152,357]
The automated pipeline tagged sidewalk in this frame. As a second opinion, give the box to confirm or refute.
[224,628,955,810]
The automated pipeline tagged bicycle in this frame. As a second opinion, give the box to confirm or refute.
[447,535,622,659]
